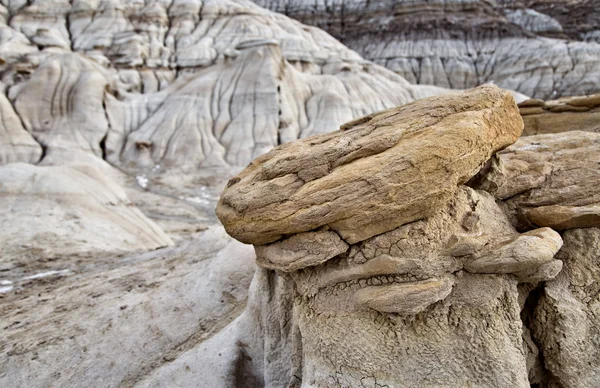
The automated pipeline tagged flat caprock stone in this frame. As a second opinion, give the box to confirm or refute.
[217,85,523,245]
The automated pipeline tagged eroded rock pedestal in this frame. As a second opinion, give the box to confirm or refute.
[192,85,592,387]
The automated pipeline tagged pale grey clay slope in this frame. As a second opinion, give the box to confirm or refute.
[0,0,451,171]
[1,1,600,388]
[255,0,600,99]
[0,0,454,275]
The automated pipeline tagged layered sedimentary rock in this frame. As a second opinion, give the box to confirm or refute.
[0,162,173,261]
[9,54,110,161]
[520,93,600,135]
[474,131,600,230]
[470,129,600,388]
[500,0,600,43]
[533,228,600,388]
[0,3,458,386]
[4,1,600,387]
[254,0,600,99]
[0,82,42,164]
[204,87,579,386]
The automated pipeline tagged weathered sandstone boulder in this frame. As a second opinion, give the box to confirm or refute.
[0,5,460,385]
[217,85,523,245]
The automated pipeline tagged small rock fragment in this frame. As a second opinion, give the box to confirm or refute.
[254,230,349,272]
[465,228,563,274]
[354,278,454,314]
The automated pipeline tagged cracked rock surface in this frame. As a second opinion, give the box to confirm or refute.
[0,1,454,386]
[474,130,600,230]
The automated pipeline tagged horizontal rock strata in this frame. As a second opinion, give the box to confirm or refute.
[520,93,600,135]
[474,131,600,230]
[0,0,450,172]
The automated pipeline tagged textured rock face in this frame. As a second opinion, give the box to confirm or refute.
[533,228,600,388]
[474,131,600,230]
[0,3,465,387]
[207,89,583,387]
[3,1,600,387]
[0,82,42,164]
[0,163,173,260]
[254,0,600,99]
[217,85,523,245]
[9,54,110,160]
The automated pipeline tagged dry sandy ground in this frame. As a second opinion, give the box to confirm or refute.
[0,170,256,388]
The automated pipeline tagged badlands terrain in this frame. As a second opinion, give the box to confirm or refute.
[0,0,599,387]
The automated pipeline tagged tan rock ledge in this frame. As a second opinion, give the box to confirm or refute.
[527,205,600,230]
[217,85,523,245]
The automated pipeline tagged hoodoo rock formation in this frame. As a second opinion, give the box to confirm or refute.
[187,85,599,387]
[0,3,463,386]
[0,2,457,386]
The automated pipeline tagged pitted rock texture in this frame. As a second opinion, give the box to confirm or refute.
[0,3,459,386]
[2,1,600,387]
[254,0,600,99]
[533,227,600,388]
[217,85,523,245]
[0,0,450,172]
[144,188,566,387]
